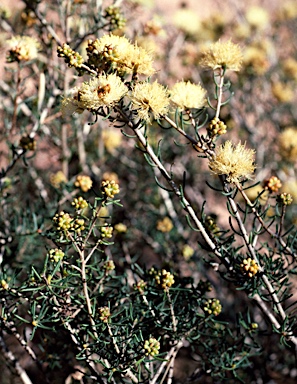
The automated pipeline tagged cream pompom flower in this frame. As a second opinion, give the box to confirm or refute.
[170,81,207,110]
[6,35,40,62]
[61,74,127,116]
[88,34,155,76]
[129,81,170,122]
[200,40,243,72]
[209,141,256,184]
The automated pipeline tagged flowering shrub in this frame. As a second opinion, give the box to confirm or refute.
[0,1,297,383]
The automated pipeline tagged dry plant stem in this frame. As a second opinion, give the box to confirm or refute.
[224,185,297,346]
[67,233,98,338]
[11,66,21,132]
[166,289,177,333]
[2,318,37,362]
[0,334,33,384]
[23,0,62,46]
[215,68,225,119]
[132,126,221,259]
[238,186,296,257]
[163,115,199,146]
[132,123,297,346]
[63,322,104,382]
[149,340,183,384]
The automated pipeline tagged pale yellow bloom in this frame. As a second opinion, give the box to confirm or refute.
[200,40,243,71]
[170,81,207,110]
[78,74,128,112]
[7,35,40,62]
[130,81,170,122]
[89,34,155,76]
[75,175,93,192]
[50,171,67,188]
[209,141,256,184]
[173,8,201,35]
[279,127,297,162]
[156,217,173,232]
[246,6,269,30]
[271,82,294,103]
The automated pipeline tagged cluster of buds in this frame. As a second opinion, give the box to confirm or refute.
[57,43,83,68]
[75,175,93,192]
[48,248,65,263]
[144,337,160,356]
[203,298,222,316]
[133,279,147,294]
[100,224,113,238]
[6,35,40,63]
[156,217,173,233]
[104,5,126,30]
[277,192,293,206]
[72,196,88,211]
[101,180,120,198]
[198,280,212,293]
[182,244,194,260]
[155,269,175,290]
[50,171,67,188]
[207,117,227,137]
[264,176,282,193]
[103,260,115,273]
[240,258,259,278]
[53,211,85,233]
[98,306,111,323]
[86,39,119,73]
[205,216,220,235]
[19,135,36,151]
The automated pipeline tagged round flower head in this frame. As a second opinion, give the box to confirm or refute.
[170,81,207,110]
[209,141,256,184]
[7,35,40,62]
[279,127,297,162]
[130,81,170,122]
[88,34,155,76]
[200,40,243,72]
[245,6,269,30]
[78,73,128,112]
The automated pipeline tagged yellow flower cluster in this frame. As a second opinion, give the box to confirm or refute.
[278,127,297,162]
[19,135,37,151]
[209,141,256,184]
[156,217,173,233]
[100,224,113,238]
[200,40,243,72]
[170,81,206,111]
[53,211,85,232]
[75,175,93,192]
[98,306,111,323]
[155,269,175,290]
[103,260,115,272]
[264,176,282,193]
[130,80,170,122]
[87,34,155,76]
[203,298,222,316]
[48,248,65,263]
[61,73,128,116]
[207,117,227,137]
[50,171,67,188]
[6,35,40,62]
[144,337,160,356]
[101,180,120,198]
[240,258,259,278]
[277,192,293,206]
[72,196,88,210]
[134,279,147,294]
